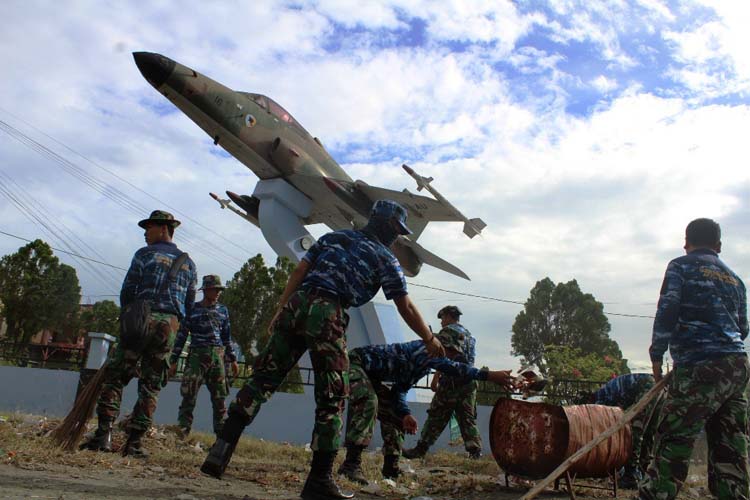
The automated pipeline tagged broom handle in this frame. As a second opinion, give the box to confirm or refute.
[519,372,672,500]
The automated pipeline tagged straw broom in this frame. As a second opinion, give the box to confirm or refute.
[50,363,108,451]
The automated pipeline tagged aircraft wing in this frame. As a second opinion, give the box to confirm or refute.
[396,237,469,280]
[353,181,462,240]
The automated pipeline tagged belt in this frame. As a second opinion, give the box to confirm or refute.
[302,287,348,308]
[151,309,177,316]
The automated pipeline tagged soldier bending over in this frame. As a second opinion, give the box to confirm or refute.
[338,331,513,484]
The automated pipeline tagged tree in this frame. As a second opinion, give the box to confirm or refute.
[510,277,625,377]
[222,254,302,392]
[0,240,81,344]
[79,300,120,338]
[544,344,629,381]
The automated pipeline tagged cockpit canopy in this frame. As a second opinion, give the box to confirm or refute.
[240,92,311,137]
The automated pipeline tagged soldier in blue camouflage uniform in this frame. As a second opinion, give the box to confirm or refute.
[403,305,483,460]
[201,200,446,500]
[639,218,749,500]
[579,373,663,488]
[169,274,238,437]
[337,332,513,484]
[80,210,197,458]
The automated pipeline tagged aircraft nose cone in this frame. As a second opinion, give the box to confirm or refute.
[133,52,175,88]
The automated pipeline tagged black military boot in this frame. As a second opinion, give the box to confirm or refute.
[79,418,113,451]
[337,445,368,485]
[381,454,402,479]
[467,447,482,459]
[121,428,148,458]
[200,411,248,479]
[401,442,428,460]
[619,464,643,489]
[301,451,354,500]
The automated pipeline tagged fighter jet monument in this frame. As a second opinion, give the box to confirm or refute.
[132,51,487,376]
[132,52,484,282]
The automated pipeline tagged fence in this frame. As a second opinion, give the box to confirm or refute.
[0,341,606,404]
[0,341,86,370]
[171,353,606,404]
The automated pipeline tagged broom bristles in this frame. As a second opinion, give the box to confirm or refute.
[50,365,108,451]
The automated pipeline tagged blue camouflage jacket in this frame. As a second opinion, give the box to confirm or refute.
[441,323,476,366]
[650,248,748,366]
[439,323,476,388]
[120,241,197,320]
[593,373,654,409]
[301,229,407,307]
[351,339,489,417]
[171,301,236,363]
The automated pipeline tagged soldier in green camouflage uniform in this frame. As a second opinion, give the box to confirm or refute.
[403,305,482,459]
[579,373,664,488]
[639,218,749,500]
[80,210,197,458]
[200,200,446,500]
[170,275,238,436]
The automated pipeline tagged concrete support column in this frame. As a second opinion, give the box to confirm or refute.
[85,332,116,369]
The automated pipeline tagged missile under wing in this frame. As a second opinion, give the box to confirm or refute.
[133,52,484,280]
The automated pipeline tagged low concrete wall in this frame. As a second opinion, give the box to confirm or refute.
[0,366,493,452]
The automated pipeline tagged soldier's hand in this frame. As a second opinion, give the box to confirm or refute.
[430,374,440,392]
[231,361,240,378]
[402,415,418,435]
[424,335,445,358]
[652,361,663,382]
[487,370,514,391]
[168,363,177,378]
[267,310,282,336]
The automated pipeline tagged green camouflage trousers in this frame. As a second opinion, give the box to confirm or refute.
[230,289,349,452]
[418,380,481,453]
[640,354,750,500]
[344,354,405,457]
[628,380,664,473]
[178,346,228,434]
[96,312,178,431]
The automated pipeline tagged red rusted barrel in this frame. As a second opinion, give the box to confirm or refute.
[489,399,631,478]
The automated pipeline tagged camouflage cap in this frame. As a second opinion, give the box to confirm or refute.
[437,305,462,319]
[436,329,465,356]
[200,274,225,290]
[138,210,181,229]
[370,200,412,235]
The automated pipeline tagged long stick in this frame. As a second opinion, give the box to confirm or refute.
[519,372,672,500]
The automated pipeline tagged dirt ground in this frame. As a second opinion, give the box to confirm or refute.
[0,413,710,500]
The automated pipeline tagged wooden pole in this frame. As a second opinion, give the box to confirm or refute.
[519,372,672,500]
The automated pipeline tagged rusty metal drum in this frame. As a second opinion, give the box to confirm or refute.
[489,398,631,478]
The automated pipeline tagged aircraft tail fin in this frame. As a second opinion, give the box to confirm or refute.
[463,218,487,239]
[398,238,470,280]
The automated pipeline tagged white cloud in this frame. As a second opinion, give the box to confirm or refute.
[1,0,748,373]
[664,2,750,97]
[591,75,618,93]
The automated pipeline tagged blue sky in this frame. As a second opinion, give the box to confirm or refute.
[0,0,748,372]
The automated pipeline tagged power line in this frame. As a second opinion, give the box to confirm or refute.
[0,229,128,271]
[0,228,656,319]
[0,118,247,270]
[0,106,257,258]
[0,111,656,320]
[407,282,655,319]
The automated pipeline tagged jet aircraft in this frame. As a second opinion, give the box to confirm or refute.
[133,52,485,280]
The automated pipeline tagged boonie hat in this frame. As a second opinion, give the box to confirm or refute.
[437,305,462,319]
[370,200,412,235]
[200,274,225,290]
[138,210,181,229]
[436,330,465,355]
